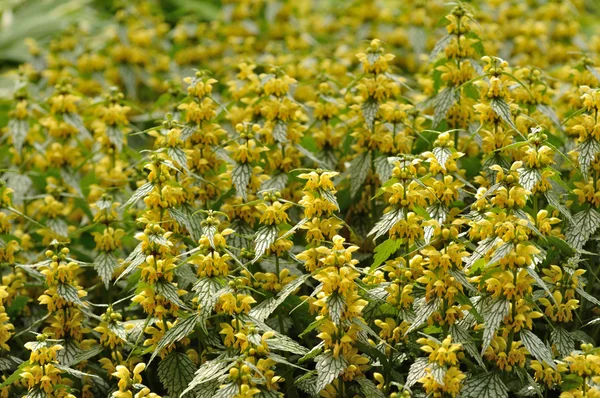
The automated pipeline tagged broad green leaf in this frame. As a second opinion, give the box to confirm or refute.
[372,239,403,268]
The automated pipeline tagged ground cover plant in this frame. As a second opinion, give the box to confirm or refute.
[1,0,600,397]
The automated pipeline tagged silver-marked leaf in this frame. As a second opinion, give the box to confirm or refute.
[521,329,556,369]
[356,375,386,398]
[488,242,514,267]
[433,147,452,170]
[266,332,309,355]
[362,100,379,130]
[430,362,447,385]
[181,205,203,241]
[56,340,81,366]
[158,351,196,398]
[586,65,600,82]
[8,119,28,154]
[295,144,327,167]
[428,203,449,224]
[368,208,404,241]
[526,266,556,305]
[348,151,372,198]
[232,163,252,200]
[168,146,188,171]
[272,121,288,143]
[249,274,310,322]
[429,34,452,62]
[106,125,123,152]
[319,189,339,211]
[155,281,186,309]
[577,138,600,177]
[518,167,541,192]
[481,297,510,354]
[576,286,600,307]
[448,268,477,293]
[253,225,279,263]
[315,352,348,392]
[326,293,346,325]
[150,314,200,363]
[181,357,235,397]
[464,237,498,271]
[551,327,575,357]
[295,372,319,397]
[406,298,440,334]
[545,192,574,225]
[433,87,459,127]
[26,387,47,398]
[123,182,154,209]
[57,283,84,306]
[490,98,517,131]
[374,155,394,183]
[536,104,561,128]
[94,252,118,289]
[449,324,485,368]
[47,218,68,237]
[261,173,288,192]
[405,357,428,389]
[565,208,600,249]
[63,112,91,139]
[461,372,509,398]
[180,124,197,141]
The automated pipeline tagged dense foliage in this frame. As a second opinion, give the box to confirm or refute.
[1,1,600,397]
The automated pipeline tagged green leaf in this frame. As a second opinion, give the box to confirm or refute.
[252,225,279,263]
[315,351,348,392]
[0,360,30,388]
[490,98,517,131]
[94,252,118,289]
[158,351,196,398]
[480,297,510,354]
[372,239,403,268]
[521,329,556,369]
[461,372,509,398]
